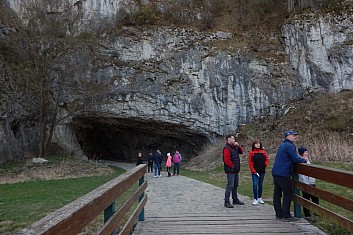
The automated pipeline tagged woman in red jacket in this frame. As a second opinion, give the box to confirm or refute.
[248,140,269,205]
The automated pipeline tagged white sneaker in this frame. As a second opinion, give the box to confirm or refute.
[158,175,162,177]
[258,198,265,204]
[252,199,259,205]
[154,176,157,178]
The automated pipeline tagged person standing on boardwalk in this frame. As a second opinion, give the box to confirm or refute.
[248,140,269,205]
[166,153,172,177]
[147,152,154,173]
[153,150,163,178]
[272,130,308,221]
[223,134,245,208]
[172,151,182,176]
[136,152,143,166]
[298,147,319,221]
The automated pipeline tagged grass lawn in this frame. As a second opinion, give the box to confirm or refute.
[0,158,126,233]
[181,160,353,235]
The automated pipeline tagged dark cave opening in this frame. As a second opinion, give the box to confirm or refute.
[72,116,209,162]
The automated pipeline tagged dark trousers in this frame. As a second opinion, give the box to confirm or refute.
[273,175,293,218]
[225,173,239,203]
[302,187,319,217]
[147,161,153,173]
[173,163,180,175]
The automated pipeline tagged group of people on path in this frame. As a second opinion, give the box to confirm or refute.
[136,150,182,178]
[223,130,319,222]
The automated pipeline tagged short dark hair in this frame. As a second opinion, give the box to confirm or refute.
[226,134,236,140]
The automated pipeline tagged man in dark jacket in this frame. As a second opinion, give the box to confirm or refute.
[223,134,245,208]
[153,150,163,178]
[147,153,154,173]
[272,130,308,221]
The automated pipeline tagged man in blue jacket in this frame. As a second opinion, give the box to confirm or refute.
[272,130,308,221]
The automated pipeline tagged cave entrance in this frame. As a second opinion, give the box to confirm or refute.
[72,116,209,162]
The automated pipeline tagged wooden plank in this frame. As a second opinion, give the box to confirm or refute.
[292,180,353,212]
[16,164,147,235]
[295,164,353,189]
[134,222,311,234]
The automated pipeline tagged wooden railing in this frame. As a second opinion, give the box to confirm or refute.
[292,163,353,233]
[16,164,148,235]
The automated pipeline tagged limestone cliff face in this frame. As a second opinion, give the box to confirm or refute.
[2,1,353,162]
[282,11,353,92]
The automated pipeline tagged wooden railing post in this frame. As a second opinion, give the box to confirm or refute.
[104,203,116,235]
[292,172,302,218]
[138,175,145,221]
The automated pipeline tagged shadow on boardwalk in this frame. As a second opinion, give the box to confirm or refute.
[101,162,325,234]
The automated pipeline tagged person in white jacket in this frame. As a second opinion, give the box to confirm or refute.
[298,147,319,221]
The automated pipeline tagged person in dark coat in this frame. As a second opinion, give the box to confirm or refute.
[136,152,143,166]
[223,134,245,208]
[153,150,162,178]
[147,152,154,173]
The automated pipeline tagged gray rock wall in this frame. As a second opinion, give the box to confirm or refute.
[282,12,353,92]
[2,1,353,162]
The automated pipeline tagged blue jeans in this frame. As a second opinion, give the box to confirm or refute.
[252,173,265,199]
[154,163,161,176]
[225,173,239,203]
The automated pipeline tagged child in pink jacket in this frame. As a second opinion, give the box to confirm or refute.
[166,153,172,177]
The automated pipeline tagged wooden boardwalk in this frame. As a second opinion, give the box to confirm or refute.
[133,213,323,234]
[132,172,325,235]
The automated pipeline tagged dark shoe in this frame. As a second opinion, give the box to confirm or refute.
[233,200,244,205]
[276,216,282,220]
[305,216,316,222]
[224,202,234,208]
[282,216,298,222]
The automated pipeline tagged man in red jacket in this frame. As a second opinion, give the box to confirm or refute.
[223,134,245,208]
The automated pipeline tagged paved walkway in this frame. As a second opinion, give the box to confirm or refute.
[103,162,326,234]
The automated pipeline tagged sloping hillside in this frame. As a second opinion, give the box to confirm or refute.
[185,90,353,171]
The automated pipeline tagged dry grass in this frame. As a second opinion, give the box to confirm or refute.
[184,138,224,171]
[301,132,353,163]
[0,156,115,184]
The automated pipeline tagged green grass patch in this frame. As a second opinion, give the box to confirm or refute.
[0,163,125,233]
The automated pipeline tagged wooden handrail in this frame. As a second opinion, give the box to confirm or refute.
[16,164,148,235]
[292,163,353,233]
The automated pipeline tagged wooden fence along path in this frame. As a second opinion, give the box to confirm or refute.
[16,164,147,235]
[293,163,353,233]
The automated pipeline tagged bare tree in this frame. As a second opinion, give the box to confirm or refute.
[2,0,98,158]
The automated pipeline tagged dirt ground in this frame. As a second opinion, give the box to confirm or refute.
[0,158,115,184]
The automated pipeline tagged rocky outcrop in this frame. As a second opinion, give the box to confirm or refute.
[282,10,353,92]
[2,2,353,162]
[57,27,301,160]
